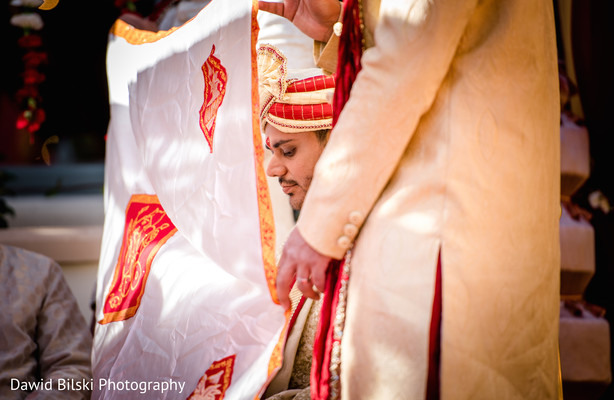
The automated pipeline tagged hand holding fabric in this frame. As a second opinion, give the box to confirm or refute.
[276,227,333,309]
[258,0,341,43]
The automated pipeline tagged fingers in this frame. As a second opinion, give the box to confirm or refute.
[276,228,333,307]
[296,265,320,301]
[310,261,327,293]
[258,1,285,17]
[276,253,296,310]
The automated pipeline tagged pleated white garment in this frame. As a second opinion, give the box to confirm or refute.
[92,2,287,398]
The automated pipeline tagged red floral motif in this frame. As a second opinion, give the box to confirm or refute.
[17,34,42,48]
[23,51,48,68]
[187,355,236,400]
[16,114,29,130]
[16,108,46,143]
[15,82,43,143]
[16,85,40,103]
[14,32,46,139]
[22,69,46,85]
[199,44,227,153]
[11,4,51,146]
[100,195,177,325]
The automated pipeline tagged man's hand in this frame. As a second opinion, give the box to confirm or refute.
[258,0,341,43]
[276,227,333,309]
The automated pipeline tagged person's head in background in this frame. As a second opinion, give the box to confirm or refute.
[258,44,334,211]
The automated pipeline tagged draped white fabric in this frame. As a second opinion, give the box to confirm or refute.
[92,1,285,398]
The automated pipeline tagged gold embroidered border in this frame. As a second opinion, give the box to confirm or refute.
[250,2,292,396]
[250,0,277,309]
[266,114,332,131]
[329,249,352,399]
[110,18,179,45]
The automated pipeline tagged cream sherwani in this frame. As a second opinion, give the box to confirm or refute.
[296,0,561,399]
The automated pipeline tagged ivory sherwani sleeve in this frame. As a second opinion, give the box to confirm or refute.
[296,0,561,398]
[298,0,560,400]
[297,0,480,258]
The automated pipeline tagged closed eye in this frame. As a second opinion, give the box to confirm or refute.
[282,148,295,157]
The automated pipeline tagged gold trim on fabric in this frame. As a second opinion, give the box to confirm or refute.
[199,45,228,153]
[266,114,332,133]
[250,1,277,306]
[110,18,179,45]
[249,2,290,397]
[329,249,352,399]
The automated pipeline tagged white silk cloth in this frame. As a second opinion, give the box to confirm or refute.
[92,1,286,399]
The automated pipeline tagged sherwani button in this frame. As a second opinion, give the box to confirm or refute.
[344,224,358,237]
[348,211,363,225]
[337,236,351,249]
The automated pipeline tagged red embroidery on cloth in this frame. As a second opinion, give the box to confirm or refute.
[187,355,236,400]
[199,44,228,153]
[99,194,177,325]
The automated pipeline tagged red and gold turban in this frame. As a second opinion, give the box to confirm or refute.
[258,44,335,134]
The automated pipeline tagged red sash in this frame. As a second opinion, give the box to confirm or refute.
[311,259,344,400]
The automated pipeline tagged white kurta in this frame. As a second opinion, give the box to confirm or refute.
[297,1,561,399]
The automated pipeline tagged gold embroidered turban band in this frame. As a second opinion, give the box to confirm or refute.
[257,44,335,134]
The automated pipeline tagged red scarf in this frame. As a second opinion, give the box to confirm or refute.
[310,259,343,400]
[331,0,364,127]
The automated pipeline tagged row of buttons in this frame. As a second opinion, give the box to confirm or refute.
[337,211,364,250]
